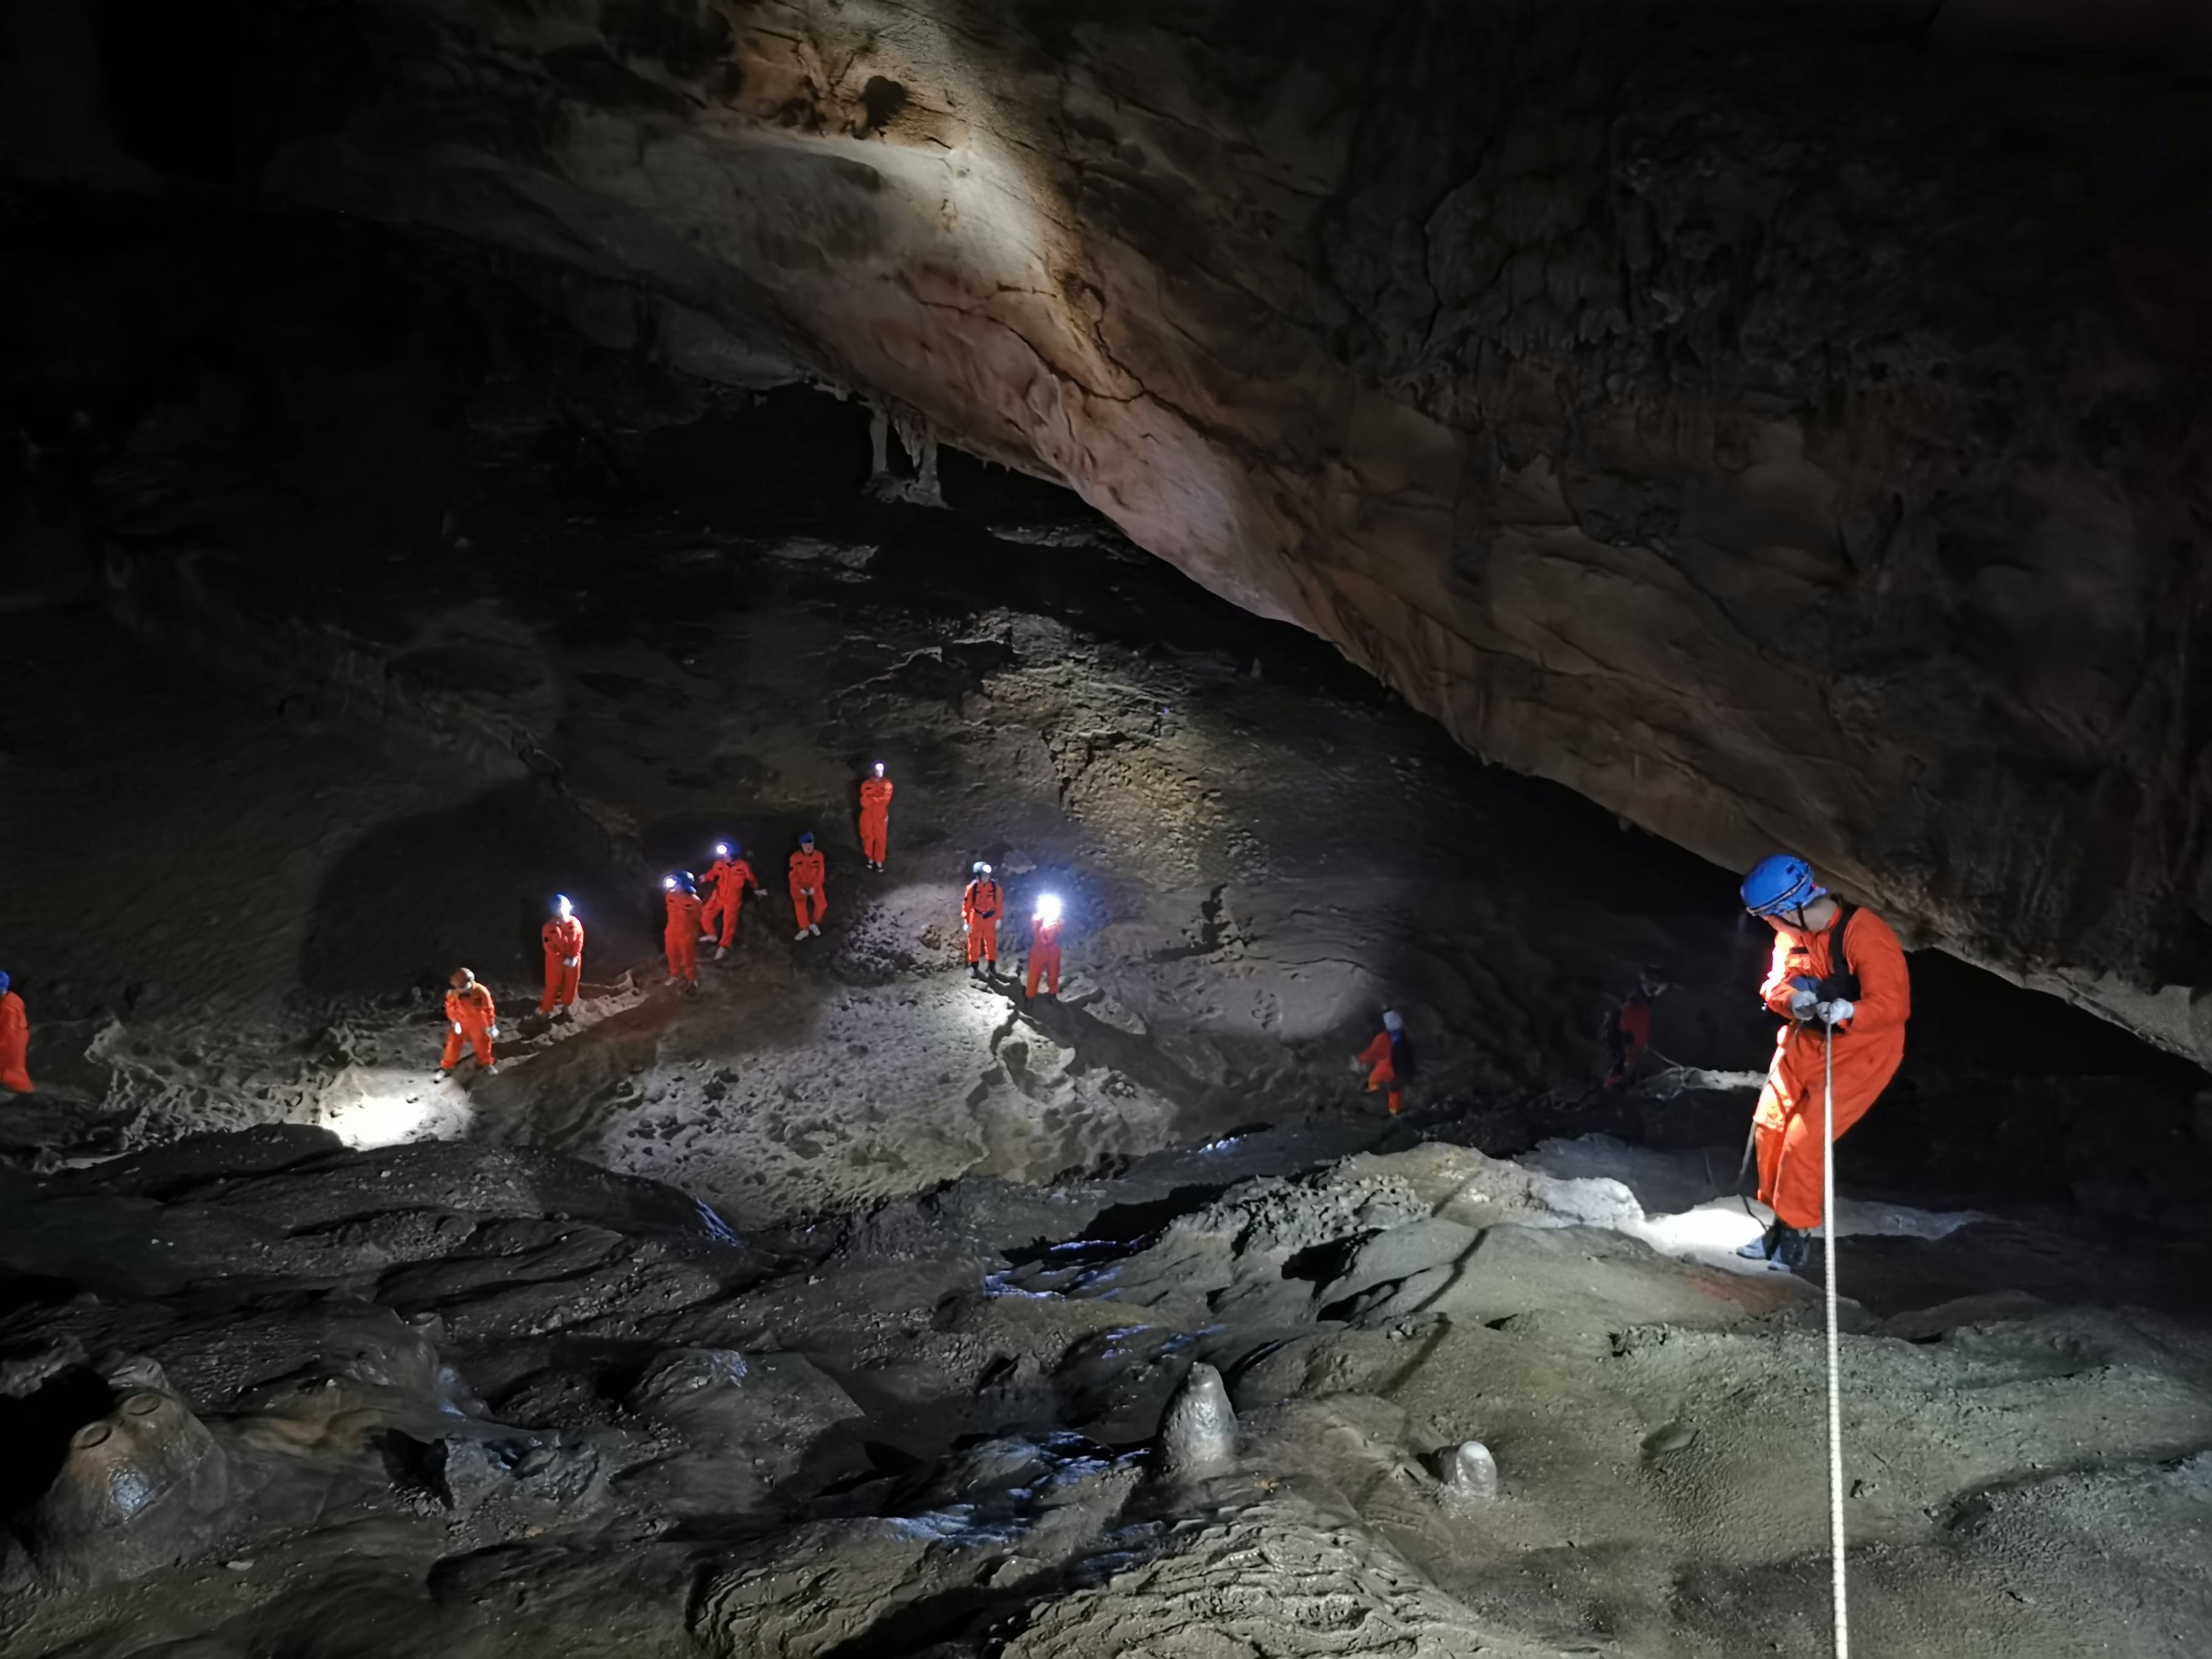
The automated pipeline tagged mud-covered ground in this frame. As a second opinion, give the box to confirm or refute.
[4,204,2211,1655]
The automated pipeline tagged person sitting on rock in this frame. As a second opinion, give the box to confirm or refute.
[0,970,33,1094]
[441,968,498,1078]
[1735,855,1910,1272]
[1354,1010,1412,1115]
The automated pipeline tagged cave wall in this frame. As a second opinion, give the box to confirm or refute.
[41,0,2212,1059]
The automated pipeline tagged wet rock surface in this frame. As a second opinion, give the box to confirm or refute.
[2,1123,2208,1657]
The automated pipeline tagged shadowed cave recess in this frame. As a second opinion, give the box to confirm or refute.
[1,2,2211,1655]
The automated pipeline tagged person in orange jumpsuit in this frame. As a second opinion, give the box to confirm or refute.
[0,971,33,1094]
[962,861,1002,978]
[789,833,827,940]
[1354,1010,1410,1114]
[1025,892,1064,999]
[1603,968,1669,1088]
[539,894,585,1021]
[663,873,704,987]
[859,762,894,871]
[1736,855,1911,1271]
[440,968,498,1077]
[698,841,767,959]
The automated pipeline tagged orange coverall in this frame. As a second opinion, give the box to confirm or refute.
[789,847,828,932]
[1358,1028,1403,1115]
[859,776,893,866]
[1754,907,1910,1230]
[540,915,585,1013]
[1025,915,1063,998]
[699,855,760,948]
[0,990,32,1094]
[963,877,1002,965]
[441,982,497,1073]
[664,888,703,984]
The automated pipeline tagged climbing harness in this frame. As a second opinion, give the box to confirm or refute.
[1822,1028,1851,1657]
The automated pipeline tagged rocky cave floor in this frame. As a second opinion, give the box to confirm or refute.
[5,366,2212,1654]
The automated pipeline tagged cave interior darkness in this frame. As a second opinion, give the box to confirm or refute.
[2,4,2212,1657]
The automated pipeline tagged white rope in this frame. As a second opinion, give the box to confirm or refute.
[1823,1032,1851,1658]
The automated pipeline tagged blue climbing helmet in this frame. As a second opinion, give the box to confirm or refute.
[1741,854,1826,918]
[0,970,10,996]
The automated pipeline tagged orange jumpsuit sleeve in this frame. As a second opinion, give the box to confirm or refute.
[1758,931,1798,1018]
[1837,910,1910,1035]
[734,860,756,888]
[1357,1031,1392,1068]
[478,985,497,1025]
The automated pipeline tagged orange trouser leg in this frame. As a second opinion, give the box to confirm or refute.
[540,957,569,1013]
[1754,1047,1884,1230]
[702,888,738,947]
[968,917,997,964]
[791,886,825,929]
[441,1029,464,1070]
[1026,948,1061,997]
[666,928,698,981]
[860,816,887,863]
[470,1027,495,1068]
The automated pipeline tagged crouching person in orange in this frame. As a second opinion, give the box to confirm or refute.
[540,894,585,1021]
[0,971,33,1094]
[441,968,498,1077]
[662,874,703,989]
[1024,892,1064,1000]
[859,762,893,871]
[789,833,827,940]
[1735,855,1910,1272]
[699,842,766,959]
[962,860,1002,979]
[1354,1010,1412,1114]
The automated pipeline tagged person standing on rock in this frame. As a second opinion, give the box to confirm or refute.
[1354,1010,1412,1115]
[789,833,828,940]
[539,895,585,1022]
[859,762,894,871]
[1603,968,1669,1088]
[699,841,767,959]
[440,968,498,1078]
[1737,856,1911,1271]
[1025,892,1064,1000]
[662,873,704,989]
[0,971,33,1094]
[963,861,1002,979]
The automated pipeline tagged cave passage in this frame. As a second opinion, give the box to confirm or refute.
[4,34,2211,1655]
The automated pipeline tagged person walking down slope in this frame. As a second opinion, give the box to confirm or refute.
[0,971,33,1095]
[662,873,704,990]
[962,861,1002,979]
[699,841,767,959]
[441,968,498,1078]
[1735,855,1911,1272]
[1024,891,1064,1000]
[540,894,585,1021]
[789,833,828,940]
[1355,1010,1413,1115]
[859,762,894,871]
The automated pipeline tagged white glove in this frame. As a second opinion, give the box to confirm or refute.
[1788,990,1818,1022]
[1817,999,1855,1027]
[563,957,578,968]
[1349,1056,1364,1074]
[452,1022,464,1034]
[488,1025,500,1040]
[754,888,768,897]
